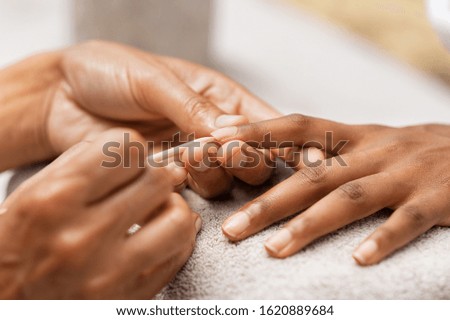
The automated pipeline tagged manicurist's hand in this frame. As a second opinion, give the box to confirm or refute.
[0,40,280,196]
[212,114,450,265]
[0,129,201,299]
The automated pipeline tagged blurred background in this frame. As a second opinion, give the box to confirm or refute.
[0,0,449,201]
[0,0,449,126]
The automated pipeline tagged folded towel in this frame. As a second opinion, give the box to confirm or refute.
[157,165,450,299]
[7,163,450,299]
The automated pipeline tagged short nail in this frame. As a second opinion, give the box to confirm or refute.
[195,216,202,233]
[265,229,292,254]
[222,211,250,238]
[353,240,378,265]
[211,126,238,140]
[215,115,247,128]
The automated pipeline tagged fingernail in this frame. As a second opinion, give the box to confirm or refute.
[195,216,202,233]
[265,229,292,254]
[222,211,250,238]
[215,115,247,128]
[353,240,378,265]
[211,126,238,140]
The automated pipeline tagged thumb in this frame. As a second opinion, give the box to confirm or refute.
[136,66,247,136]
[159,87,247,136]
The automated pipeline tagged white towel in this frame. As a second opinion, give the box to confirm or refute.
[7,164,450,299]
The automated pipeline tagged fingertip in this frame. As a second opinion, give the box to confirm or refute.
[221,226,240,242]
[211,126,238,141]
[193,212,202,234]
[221,211,250,241]
[352,239,379,266]
[215,115,248,128]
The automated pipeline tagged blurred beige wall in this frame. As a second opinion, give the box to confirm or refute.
[73,0,211,65]
[292,0,450,86]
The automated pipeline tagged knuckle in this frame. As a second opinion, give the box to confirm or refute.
[374,226,396,243]
[22,184,73,218]
[440,176,450,190]
[288,113,309,129]
[183,96,211,120]
[401,206,427,225]
[167,207,192,232]
[287,217,310,236]
[338,182,366,201]
[80,273,116,299]
[51,230,91,264]
[297,164,328,184]
[103,128,146,169]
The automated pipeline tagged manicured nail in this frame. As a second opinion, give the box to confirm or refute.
[353,240,378,265]
[195,216,202,233]
[265,229,292,254]
[215,115,247,128]
[211,126,238,140]
[0,207,7,215]
[222,211,250,238]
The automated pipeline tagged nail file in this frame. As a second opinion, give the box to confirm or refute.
[147,136,216,162]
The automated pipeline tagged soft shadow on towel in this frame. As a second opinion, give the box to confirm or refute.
[7,162,450,299]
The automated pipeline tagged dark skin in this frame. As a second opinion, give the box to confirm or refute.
[0,40,279,196]
[0,129,201,299]
[0,40,281,298]
[213,114,450,265]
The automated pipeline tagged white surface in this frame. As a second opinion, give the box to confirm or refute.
[0,0,72,201]
[427,0,450,50]
[0,0,71,68]
[211,0,450,126]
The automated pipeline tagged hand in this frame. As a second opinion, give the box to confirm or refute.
[0,40,280,196]
[0,129,201,299]
[212,114,450,265]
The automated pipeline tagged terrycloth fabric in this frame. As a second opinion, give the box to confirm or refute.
[156,164,450,299]
[6,163,450,299]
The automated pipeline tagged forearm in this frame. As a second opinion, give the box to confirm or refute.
[0,52,62,171]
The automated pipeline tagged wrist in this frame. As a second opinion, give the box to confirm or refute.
[0,51,63,171]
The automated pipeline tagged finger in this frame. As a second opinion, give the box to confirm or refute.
[263,172,406,258]
[182,140,233,198]
[155,55,281,122]
[123,193,200,268]
[222,152,378,241]
[15,128,148,205]
[274,146,326,170]
[94,165,173,232]
[353,199,440,266]
[130,241,195,299]
[165,160,188,188]
[217,140,274,186]
[137,68,245,136]
[211,113,358,153]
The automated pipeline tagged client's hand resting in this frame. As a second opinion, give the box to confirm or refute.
[212,114,450,265]
[0,130,200,298]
